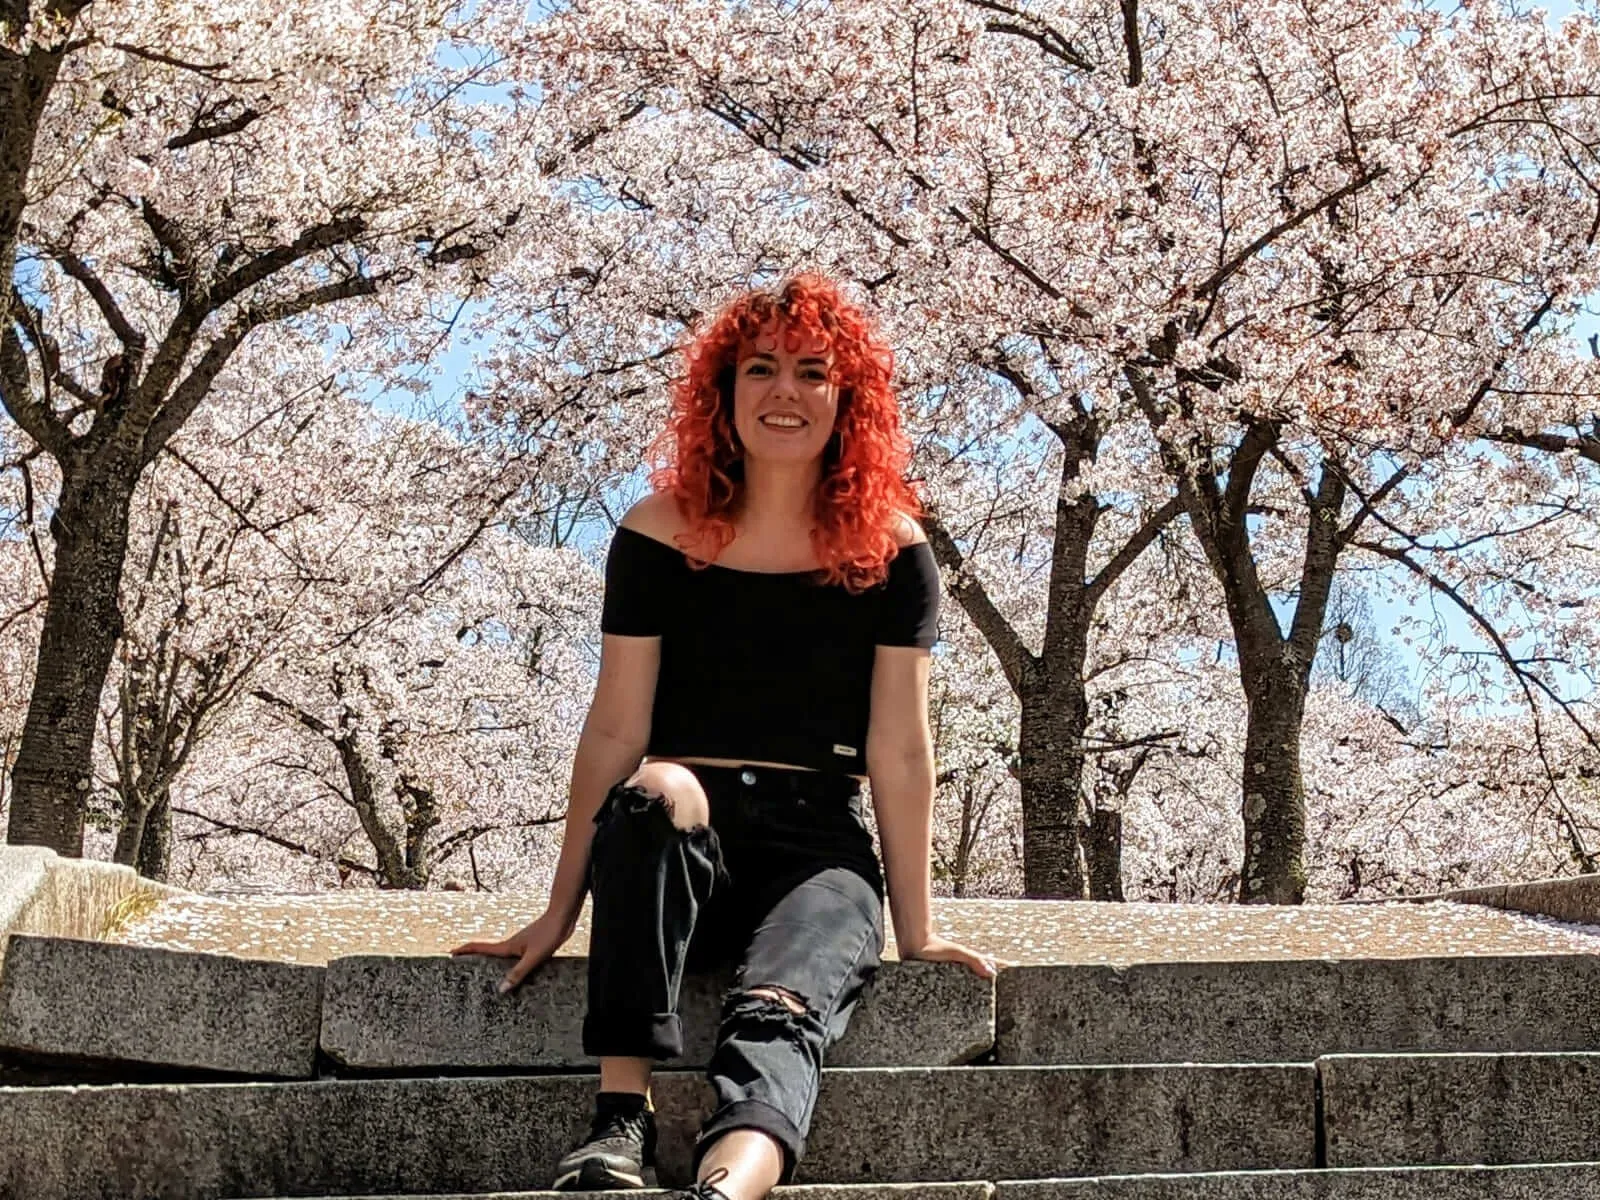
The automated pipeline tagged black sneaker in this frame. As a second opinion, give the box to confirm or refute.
[550,1092,658,1190]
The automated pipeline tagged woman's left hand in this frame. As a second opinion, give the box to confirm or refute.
[898,933,1004,979]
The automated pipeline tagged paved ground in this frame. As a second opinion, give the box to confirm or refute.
[103,892,1600,966]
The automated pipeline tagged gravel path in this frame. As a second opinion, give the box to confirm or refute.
[104,892,1600,966]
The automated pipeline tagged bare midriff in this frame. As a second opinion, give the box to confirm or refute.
[643,754,868,785]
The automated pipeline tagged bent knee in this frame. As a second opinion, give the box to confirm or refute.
[621,761,710,830]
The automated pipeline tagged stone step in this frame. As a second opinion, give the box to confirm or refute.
[997,1163,1600,1196]
[12,931,1600,1087]
[254,1165,1600,1200]
[258,1162,1600,1200]
[0,933,324,1079]
[996,955,1600,1064]
[0,1064,1313,1198]
[322,953,992,1070]
[272,1189,993,1200]
[1322,1051,1600,1168]
[0,935,991,1078]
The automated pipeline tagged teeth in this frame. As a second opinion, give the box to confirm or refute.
[762,415,804,427]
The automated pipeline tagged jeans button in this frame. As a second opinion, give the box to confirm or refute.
[740,769,757,785]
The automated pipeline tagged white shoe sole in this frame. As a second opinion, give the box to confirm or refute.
[550,1159,650,1190]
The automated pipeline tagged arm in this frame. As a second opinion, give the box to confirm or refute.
[865,515,997,976]
[864,646,937,951]
[865,645,996,977]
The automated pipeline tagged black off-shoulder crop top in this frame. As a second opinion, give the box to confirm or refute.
[600,524,941,775]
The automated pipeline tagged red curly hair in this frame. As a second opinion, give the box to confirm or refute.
[645,272,924,593]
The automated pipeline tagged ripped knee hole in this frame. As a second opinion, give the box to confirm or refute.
[743,986,808,1017]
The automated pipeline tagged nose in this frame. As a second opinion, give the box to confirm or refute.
[767,370,798,403]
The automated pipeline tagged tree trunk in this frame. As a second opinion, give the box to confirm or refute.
[1238,666,1309,904]
[136,788,172,881]
[6,471,136,855]
[1018,681,1089,898]
[111,793,147,866]
[112,786,172,881]
[1082,807,1124,901]
[0,5,92,271]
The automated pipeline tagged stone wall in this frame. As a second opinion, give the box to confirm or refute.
[0,846,184,970]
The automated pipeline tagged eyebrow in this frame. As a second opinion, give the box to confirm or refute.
[747,352,831,366]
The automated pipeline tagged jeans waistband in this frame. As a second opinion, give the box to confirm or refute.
[686,762,863,806]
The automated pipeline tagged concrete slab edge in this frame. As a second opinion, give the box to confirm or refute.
[1339,871,1600,927]
[263,1188,997,1200]
[0,845,186,971]
[998,1162,1600,1182]
[994,1163,1600,1196]
[161,1163,1600,1200]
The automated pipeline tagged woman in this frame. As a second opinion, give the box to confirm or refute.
[451,273,996,1200]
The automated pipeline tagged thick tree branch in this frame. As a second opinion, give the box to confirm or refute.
[52,247,144,348]
[923,511,1040,694]
[1286,463,1346,666]
[1085,495,1183,607]
[136,197,199,296]
[1485,425,1600,467]
[965,0,1095,69]
[1194,167,1388,299]
[1221,418,1280,533]
[210,217,369,312]
[167,105,263,151]
[134,270,387,467]
[170,804,378,877]
[1,295,71,457]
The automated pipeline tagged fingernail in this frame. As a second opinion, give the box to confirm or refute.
[497,979,511,994]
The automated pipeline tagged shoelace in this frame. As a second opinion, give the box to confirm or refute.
[588,1105,650,1145]
[680,1166,733,1199]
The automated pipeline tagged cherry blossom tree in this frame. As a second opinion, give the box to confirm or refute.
[134,497,599,893]
[926,603,1023,897]
[11,0,1599,905]
[490,0,1600,902]
[1346,435,1600,876]
[64,324,597,885]
[0,0,572,855]
[916,370,1185,897]
[235,530,595,891]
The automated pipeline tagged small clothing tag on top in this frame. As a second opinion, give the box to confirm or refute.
[832,743,858,758]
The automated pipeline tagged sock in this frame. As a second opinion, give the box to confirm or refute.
[596,1089,651,1115]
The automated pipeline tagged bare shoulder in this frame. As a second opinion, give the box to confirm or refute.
[620,492,685,541]
[892,511,929,548]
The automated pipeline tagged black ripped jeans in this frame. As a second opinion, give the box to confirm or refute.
[581,762,886,1183]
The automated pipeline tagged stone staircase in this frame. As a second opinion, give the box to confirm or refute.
[7,895,1600,1199]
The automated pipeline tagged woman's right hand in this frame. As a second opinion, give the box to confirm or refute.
[449,911,573,994]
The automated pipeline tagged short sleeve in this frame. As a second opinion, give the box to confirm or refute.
[600,528,666,636]
[876,541,940,648]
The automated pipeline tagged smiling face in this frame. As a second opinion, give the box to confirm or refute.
[730,318,840,466]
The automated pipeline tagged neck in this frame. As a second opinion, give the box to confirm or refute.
[737,456,822,533]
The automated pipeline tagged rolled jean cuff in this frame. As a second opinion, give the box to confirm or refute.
[581,1011,683,1060]
[693,1097,804,1185]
